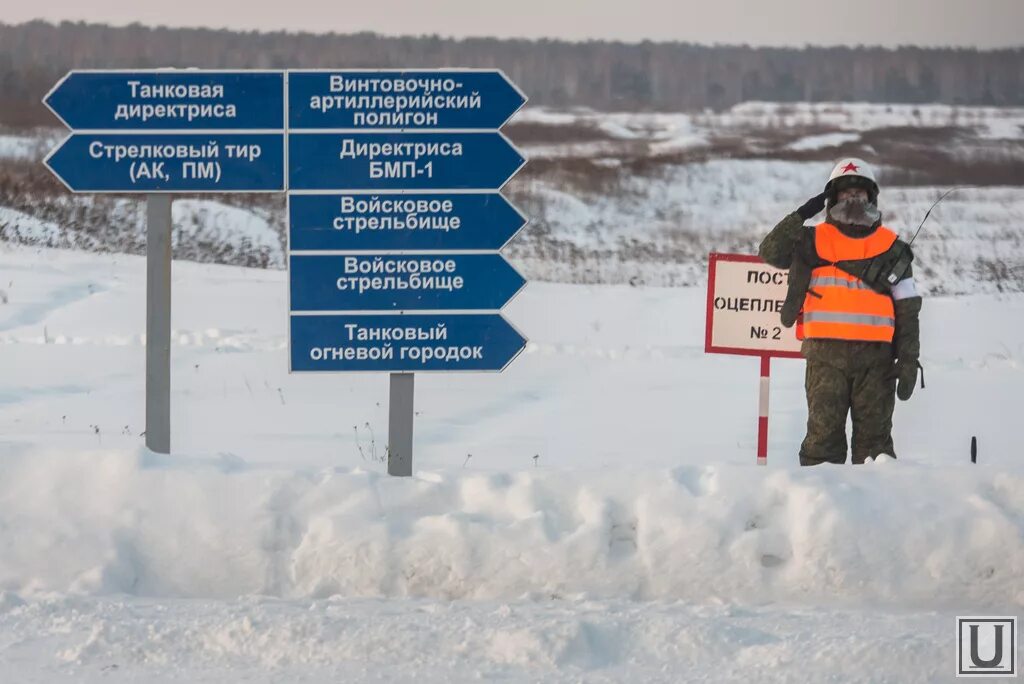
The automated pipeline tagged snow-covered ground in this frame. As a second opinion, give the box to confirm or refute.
[0,596,981,683]
[1,100,1022,681]
[516,162,1024,292]
[514,102,1024,155]
[0,244,1021,682]
[5,101,1024,290]
[0,130,62,162]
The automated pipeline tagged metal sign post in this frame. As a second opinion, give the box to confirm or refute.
[388,373,415,476]
[145,194,172,453]
[43,70,287,455]
[286,69,529,476]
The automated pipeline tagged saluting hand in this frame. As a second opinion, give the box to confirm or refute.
[796,192,828,220]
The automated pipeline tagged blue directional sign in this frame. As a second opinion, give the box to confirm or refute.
[39,66,530,380]
[289,254,525,311]
[44,71,284,130]
[289,193,526,251]
[288,70,526,130]
[288,132,524,190]
[44,133,285,192]
[291,314,526,372]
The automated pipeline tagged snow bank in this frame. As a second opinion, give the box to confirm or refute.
[717,101,1024,139]
[0,246,1021,619]
[171,199,283,266]
[0,446,1020,611]
[514,102,1024,147]
[0,130,66,161]
[786,132,861,151]
[521,160,1024,292]
[0,206,86,247]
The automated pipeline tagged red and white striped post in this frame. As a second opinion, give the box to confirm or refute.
[705,253,802,467]
[757,355,770,466]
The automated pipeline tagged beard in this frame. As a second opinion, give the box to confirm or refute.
[830,198,882,227]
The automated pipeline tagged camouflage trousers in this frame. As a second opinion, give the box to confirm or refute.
[799,341,897,466]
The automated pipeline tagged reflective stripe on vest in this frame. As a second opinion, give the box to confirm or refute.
[808,276,873,291]
[802,223,897,343]
[803,311,896,327]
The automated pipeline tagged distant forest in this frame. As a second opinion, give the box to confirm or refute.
[1,20,1022,127]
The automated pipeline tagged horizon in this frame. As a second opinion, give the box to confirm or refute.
[5,0,1024,50]
[6,18,1024,53]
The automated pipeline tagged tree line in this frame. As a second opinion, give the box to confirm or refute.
[0,20,1021,127]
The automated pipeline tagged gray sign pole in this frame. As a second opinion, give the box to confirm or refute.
[388,372,415,476]
[146,194,172,454]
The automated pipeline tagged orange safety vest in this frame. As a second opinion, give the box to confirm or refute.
[798,222,897,343]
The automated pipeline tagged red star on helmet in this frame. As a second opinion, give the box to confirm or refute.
[841,162,860,173]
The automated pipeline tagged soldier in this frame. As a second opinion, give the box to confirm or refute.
[759,158,923,465]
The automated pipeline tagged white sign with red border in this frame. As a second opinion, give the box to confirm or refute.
[705,253,802,358]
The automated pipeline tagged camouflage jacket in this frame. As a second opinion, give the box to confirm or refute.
[758,211,922,366]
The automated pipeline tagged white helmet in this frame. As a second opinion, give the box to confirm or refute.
[825,157,879,202]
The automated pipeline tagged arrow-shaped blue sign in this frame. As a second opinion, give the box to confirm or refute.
[44,133,285,193]
[44,71,285,130]
[288,132,525,191]
[287,70,525,130]
[289,193,526,251]
[290,253,525,311]
[290,313,526,372]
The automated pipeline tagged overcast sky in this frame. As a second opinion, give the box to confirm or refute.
[7,0,1023,48]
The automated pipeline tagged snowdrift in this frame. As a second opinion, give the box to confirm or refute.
[0,446,1020,611]
[0,246,1021,633]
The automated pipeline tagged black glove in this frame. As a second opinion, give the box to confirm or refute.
[892,296,923,401]
[895,359,922,401]
[796,192,828,221]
